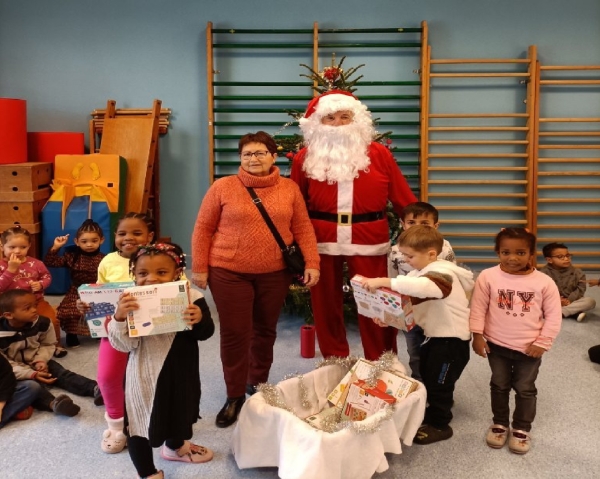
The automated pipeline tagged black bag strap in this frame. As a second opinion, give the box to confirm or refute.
[244,186,288,252]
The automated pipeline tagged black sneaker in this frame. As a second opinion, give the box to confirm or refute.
[413,424,453,445]
[66,334,80,348]
[246,384,257,396]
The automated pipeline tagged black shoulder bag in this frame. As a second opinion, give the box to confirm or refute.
[245,186,306,278]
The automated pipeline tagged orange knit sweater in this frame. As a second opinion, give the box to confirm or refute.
[191,166,320,274]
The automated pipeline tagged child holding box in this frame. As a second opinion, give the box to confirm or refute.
[388,202,456,381]
[362,225,473,445]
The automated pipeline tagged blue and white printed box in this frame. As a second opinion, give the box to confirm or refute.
[77,282,134,338]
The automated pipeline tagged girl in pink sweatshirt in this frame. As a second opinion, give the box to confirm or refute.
[469,228,561,455]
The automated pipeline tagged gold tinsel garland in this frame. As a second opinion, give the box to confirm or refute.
[256,351,400,434]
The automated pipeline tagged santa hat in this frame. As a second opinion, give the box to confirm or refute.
[302,89,364,119]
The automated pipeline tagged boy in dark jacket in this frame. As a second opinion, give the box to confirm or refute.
[0,290,102,417]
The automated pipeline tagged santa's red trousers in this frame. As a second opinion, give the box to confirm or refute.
[310,254,398,360]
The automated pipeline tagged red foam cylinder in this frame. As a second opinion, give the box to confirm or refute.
[300,325,316,358]
[27,132,85,164]
[0,98,27,164]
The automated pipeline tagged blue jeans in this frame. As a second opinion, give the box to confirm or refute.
[404,325,425,381]
[0,380,43,428]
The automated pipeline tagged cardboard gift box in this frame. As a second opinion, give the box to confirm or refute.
[342,379,397,422]
[231,357,426,479]
[350,274,415,331]
[78,282,134,338]
[126,280,190,337]
[328,358,419,409]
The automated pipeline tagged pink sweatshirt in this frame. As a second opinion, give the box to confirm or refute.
[469,265,562,353]
[0,256,52,302]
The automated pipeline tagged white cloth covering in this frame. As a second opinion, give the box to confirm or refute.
[231,360,427,479]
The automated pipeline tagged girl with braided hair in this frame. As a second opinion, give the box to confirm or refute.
[44,219,106,347]
[108,243,215,479]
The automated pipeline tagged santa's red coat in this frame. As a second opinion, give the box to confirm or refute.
[291,142,417,256]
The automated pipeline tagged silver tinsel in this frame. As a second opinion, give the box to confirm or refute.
[258,352,401,434]
[257,383,294,414]
[282,373,311,409]
[315,355,358,372]
[365,351,397,388]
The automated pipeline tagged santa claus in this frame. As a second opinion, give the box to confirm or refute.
[291,90,417,360]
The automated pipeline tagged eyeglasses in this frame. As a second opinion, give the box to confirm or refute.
[551,254,573,260]
[241,150,270,160]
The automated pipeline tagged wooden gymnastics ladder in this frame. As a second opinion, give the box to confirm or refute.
[420,46,537,267]
[89,100,170,238]
[533,63,600,270]
[206,22,426,194]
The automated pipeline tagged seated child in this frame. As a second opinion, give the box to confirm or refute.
[388,201,456,381]
[539,242,596,322]
[0,352,42,428]
[0,290,102,417]
[362,225,473,445]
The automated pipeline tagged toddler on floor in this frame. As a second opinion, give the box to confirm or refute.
[109,243,215,479]
[470,228,562,454]
[0,226,67,357]
[44,219,106,347]
[538,242,596,322]
[0,290,102,418]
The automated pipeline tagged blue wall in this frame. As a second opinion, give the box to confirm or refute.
[1,0,599,253]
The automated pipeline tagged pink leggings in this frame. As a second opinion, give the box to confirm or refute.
[97,338,128,419]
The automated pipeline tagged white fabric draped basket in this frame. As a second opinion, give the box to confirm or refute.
[231,357,427,479]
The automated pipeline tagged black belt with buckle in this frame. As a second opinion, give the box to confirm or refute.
[308,210,385,225]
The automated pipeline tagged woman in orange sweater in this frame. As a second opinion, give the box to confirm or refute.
[191,131,320,428]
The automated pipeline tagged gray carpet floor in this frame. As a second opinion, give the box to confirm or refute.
[1,276,600,479]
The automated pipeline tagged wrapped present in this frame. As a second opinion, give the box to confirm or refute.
[41,154,127,294]
[231,355,426,479]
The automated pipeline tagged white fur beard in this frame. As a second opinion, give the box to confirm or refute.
[300,118,375,184]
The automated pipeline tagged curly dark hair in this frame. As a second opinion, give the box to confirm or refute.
[494,228,536,255]
[129,242,186,279]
